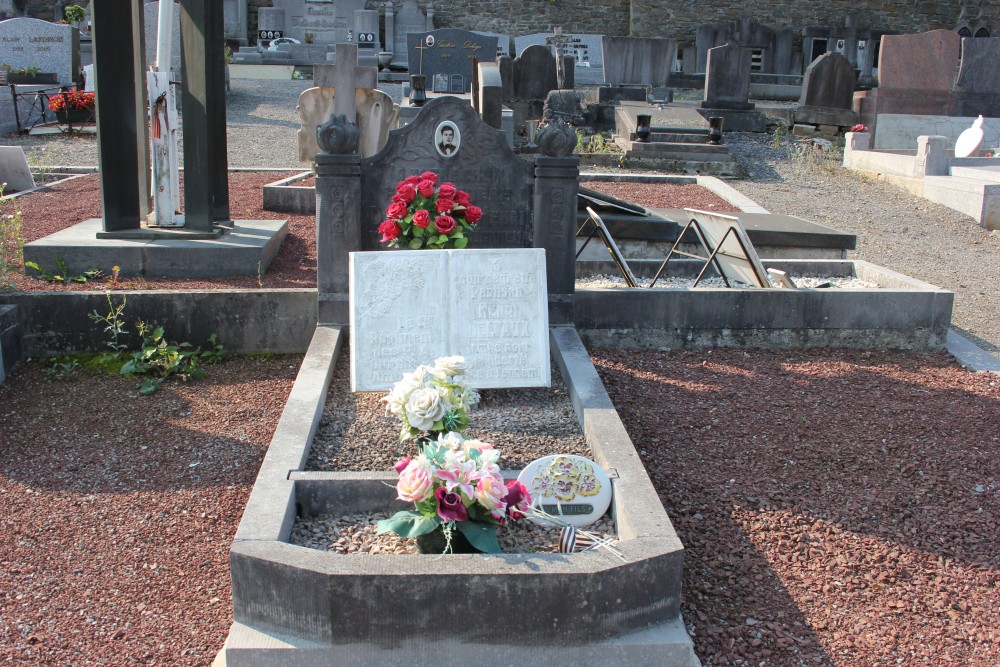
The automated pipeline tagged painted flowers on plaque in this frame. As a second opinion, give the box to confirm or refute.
[517,455,613,528]
[378,171,483,250]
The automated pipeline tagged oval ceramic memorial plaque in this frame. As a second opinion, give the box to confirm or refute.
[517,455,612,527]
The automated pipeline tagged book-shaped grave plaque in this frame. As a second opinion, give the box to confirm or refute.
[518,455,613,528]
[349,248,551,391]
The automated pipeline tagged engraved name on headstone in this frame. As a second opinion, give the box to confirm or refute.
[406,28,498,93]
[0,17,79,85]
[350,248,550,391]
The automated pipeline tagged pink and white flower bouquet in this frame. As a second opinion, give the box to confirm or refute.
[376,432,533,553]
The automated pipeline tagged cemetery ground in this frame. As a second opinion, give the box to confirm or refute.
[1,82,999,665]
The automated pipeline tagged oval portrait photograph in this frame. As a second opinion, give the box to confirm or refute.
[435,121,460,157]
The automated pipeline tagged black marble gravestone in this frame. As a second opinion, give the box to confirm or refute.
[406,29,498,94]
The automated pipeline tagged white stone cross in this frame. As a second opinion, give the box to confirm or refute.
[328,43,378,121]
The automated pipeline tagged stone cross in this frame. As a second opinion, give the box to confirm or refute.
[322,43,378,121]
[546,26,573,89]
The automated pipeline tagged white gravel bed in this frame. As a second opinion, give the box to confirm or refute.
[577,274,881,289]
[290,512,616,555]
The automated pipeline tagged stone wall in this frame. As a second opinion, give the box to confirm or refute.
[16,1,1000,49]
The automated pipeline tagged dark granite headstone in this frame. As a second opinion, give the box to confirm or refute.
[476,61,503,129]
[498,54,513,100]
[602,36,676,86]
[701,43,752,110]
[513,44,557,100]
[799,52,856,109]
[360,96,533,250]
[406,28,498,93]
[955,37,1000,93]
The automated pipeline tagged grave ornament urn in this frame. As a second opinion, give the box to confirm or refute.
[316,113,360,155]
[635,114,652,143]
[409,74,427,106]
[536,118,577,157]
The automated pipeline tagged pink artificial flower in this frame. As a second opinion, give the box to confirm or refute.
[397,464,434,503]
[435,487,468,522]
[503,480,532,522]
[394,457,411,474]
[435,459,478,499]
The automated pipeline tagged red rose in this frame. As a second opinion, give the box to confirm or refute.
[378,219,401,241]
[412,209,431,228]
[435,197,455,213]
[396,182,417,202]
[464,205,482,224]
[438,182,457,199]
[456,190,472,206]
[419,171,439,185]
[386,200,409,219]
[391,193,406,204]
[417,179,435,198]
[403,175,420,186]
[434,215,456,234]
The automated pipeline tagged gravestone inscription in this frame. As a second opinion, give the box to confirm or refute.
[0,17,80,85]
[349,248,550,391]
[406,28,497,93]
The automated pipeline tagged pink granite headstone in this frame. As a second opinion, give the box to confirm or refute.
[877,29,961,91]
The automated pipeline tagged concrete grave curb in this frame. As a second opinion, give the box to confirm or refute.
[217,324,700,666]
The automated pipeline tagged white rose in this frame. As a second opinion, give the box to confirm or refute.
[404,387,447,431]
[434,356,467,377]
[437,431,465,451]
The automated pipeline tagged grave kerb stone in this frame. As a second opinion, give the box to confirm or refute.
[349,248,551,391]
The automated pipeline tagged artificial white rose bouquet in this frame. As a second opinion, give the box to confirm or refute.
[383,356,480,445]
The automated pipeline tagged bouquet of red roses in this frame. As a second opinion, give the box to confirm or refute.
[378,171,483,250]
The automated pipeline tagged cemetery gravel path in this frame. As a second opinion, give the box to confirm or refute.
[726,133,1000,361]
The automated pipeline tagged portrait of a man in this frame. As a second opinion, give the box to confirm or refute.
[436,121,460,156]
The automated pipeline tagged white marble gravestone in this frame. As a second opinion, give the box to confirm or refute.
[349,248,550,391]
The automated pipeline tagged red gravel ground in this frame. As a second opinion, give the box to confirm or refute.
[594,348,1000,666]
[5,175,733,292]
[0,356,300,666]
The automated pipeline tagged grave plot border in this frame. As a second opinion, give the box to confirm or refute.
[219,324,699,665]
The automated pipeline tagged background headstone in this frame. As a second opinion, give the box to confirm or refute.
[955,37,1000,93]
[602,36,675,86]
[512,44,557,100]
[297,86,398,160]
[474,30,511,59]
[877,29,961,92]
[701,43,752,108]
[392,0,427,70]
[798,52,856,109]
[515,33,604,85]
[406,29,497,94]
[223,0,247,45]
[0,17,80,85]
